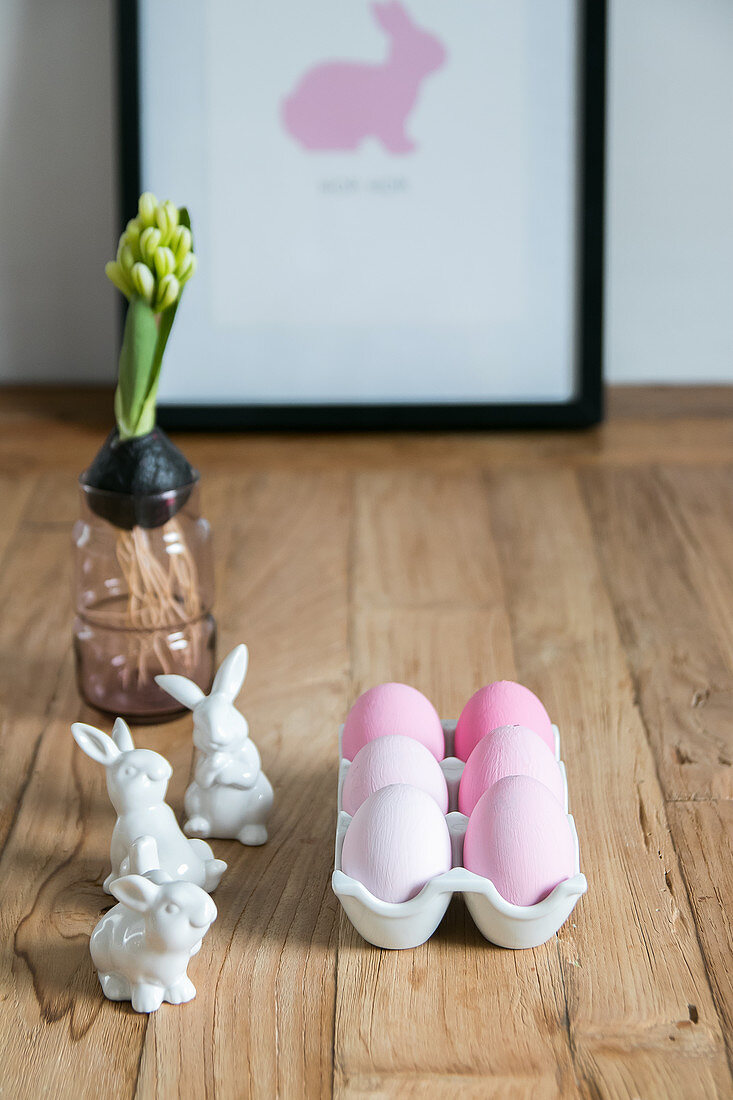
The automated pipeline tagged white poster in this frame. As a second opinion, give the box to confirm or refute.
[139,0,579,407]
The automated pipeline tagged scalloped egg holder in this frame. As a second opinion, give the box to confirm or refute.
[332,721,587,950]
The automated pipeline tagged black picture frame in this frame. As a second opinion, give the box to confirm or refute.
[117,0,605,431]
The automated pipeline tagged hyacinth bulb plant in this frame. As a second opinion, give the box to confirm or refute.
[85,192,198,525]
[74,194,216,719]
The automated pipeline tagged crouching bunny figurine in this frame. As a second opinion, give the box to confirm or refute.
[71,717,226,893]
[91,835,217,1012]
[156,644,274,845]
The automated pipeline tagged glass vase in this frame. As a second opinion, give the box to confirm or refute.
[72,477,216,721]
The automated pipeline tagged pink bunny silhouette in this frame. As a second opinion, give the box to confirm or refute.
[281,2,446,154]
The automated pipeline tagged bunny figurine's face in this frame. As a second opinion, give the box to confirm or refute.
[107,749,172,814]
[71,718,172,814]
[111,876,217,951]
[155,644,251,756]
[150,882,217,950]
[193,695,248,753]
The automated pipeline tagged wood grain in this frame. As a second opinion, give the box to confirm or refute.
[667,800,733,1069]
[579,466,733,801]
[1,386,733,1097]
[486,469,732,1097]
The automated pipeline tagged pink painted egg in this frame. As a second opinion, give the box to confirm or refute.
[463,775,575,906]
[455,681,554,760]
[341,784,452,903]
[458,725,564,815]
[342,735,449,816]
[342,683,445,762]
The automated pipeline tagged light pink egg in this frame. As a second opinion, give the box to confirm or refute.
[463,775,575,906]
[341,784,452,903]
[343,735,449,816]
[458,725,564,815]
[455,681,553,761]
[342,683,445,762]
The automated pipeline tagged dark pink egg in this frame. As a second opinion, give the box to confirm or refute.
[455,681,553,761]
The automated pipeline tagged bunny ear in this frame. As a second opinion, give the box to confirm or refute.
[110,874,160,913]
[211,644,248,701]
[155,674,206,710]
[372,1,409,30]
[112,717,135,752]
[71,723,121,766]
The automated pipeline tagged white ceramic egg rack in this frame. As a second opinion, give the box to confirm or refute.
[332,721,587,950]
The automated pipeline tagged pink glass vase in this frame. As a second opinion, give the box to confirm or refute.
[72,477,216,721]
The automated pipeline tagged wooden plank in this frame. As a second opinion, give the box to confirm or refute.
[0,474,35,567]
[336,472,578,1097]
[0,522,81,850]
[606,384,733,420]
[485,468,732,1097]
[132,471,351,1099]
[667,800,733,1070]
[354,472,500,609]
[579,463,733,1080]
[656,465,733,700]
[579,466,733,802]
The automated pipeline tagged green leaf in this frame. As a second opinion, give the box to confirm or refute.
[114,295,158,439]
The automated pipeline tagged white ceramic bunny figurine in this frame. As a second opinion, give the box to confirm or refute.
[71,717,226,893]
[156,644,274,845]
[90,835,217,1012]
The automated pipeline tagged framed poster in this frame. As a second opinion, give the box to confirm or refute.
[118,0,605,429]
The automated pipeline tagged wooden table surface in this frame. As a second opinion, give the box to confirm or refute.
[1,386,732,1099]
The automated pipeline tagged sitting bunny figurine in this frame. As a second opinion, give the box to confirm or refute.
[156,644,274,845]
[90,834,217,1012]
[71,717,226,893]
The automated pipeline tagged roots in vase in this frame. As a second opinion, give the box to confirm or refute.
[114,519,204,687]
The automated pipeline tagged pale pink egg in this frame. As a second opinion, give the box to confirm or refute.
[341,784,452,903]
[342,735,449,816]
[463,775,575,906]
[455,681,553,760]
[342,683,445,762]
[458,725,564,815]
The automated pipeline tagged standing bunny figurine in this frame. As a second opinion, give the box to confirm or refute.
[91,834,217,1012]
[71,717,226,893]
[156,644,274,845]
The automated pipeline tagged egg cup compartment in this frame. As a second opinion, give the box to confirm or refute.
[332,721,587,950]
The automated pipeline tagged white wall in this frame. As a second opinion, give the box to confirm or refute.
[0,0,117,383]
[0,0,731,386]
[606,0,733,382]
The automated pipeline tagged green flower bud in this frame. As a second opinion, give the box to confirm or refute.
[169,225,192,267]
[131,261,155,304]
[155,200,179,244]
[153,246,176,280]
[138,191,158,228]
[118,244,136,275]
[105,261,133,299]
[155,273,180,312]
[123,220,142,260]
[140,226,162,267]
[176,252,197,286]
